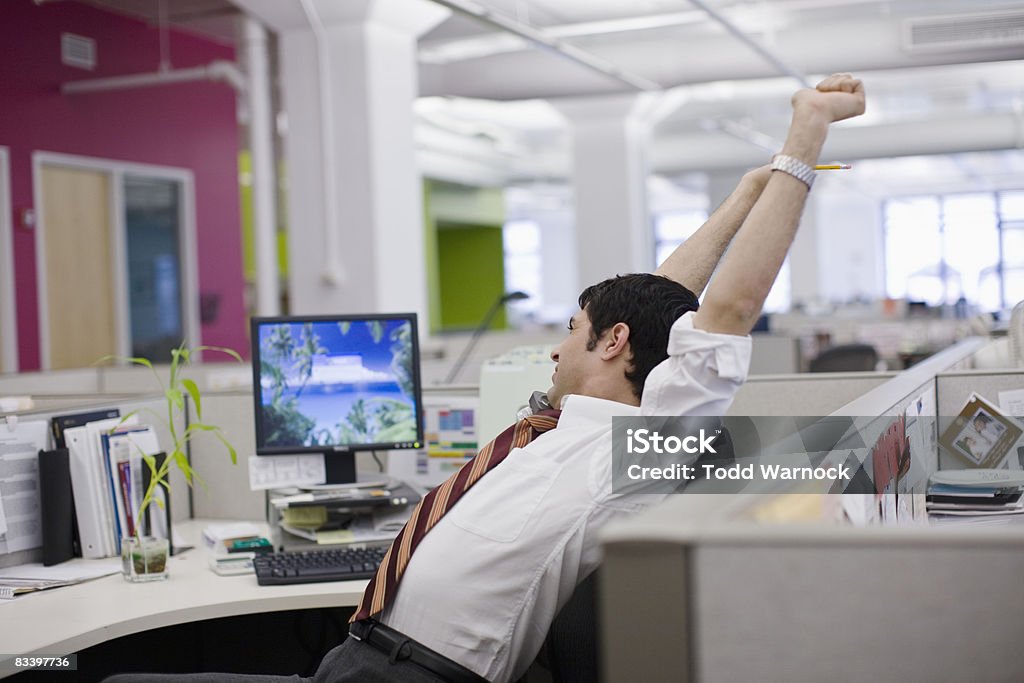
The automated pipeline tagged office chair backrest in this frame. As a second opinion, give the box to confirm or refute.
[808,343,879,373]
[541,570,600,683]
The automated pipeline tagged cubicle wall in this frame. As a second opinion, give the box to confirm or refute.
[726,372,894,417]
[601,515,1024,683]
[936,369,1024,470]
[0,362,252,398]
[937,369,1024,417]
[3,342,994,570]
[599,337,1024,682]
[0,361,912,527]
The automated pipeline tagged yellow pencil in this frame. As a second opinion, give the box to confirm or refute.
[815,164,852,170]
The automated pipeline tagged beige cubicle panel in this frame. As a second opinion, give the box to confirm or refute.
[99,362,252,394]
[601,500,1024,683]
[185,391,262,520]
[937,370,1024,417]
[747,334,801,374]
[0,367,102,396]
[934,369,1024,470]
[727,372,895,417]
[599,339,1013,682]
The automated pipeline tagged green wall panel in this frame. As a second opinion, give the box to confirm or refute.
[437,223,506,331]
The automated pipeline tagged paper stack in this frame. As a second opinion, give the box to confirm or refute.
[927,469,1024,524]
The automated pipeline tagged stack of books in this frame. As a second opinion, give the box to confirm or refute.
[927,469,1024,524]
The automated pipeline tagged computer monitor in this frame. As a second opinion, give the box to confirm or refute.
[250,313,424,485]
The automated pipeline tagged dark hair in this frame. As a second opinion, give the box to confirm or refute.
[973,414,993,426]
[578,273,699,400]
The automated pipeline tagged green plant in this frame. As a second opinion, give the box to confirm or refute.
[98,342,242,539]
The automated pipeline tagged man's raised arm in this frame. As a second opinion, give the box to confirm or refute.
[693,73,866,336]
[654,164,770,296]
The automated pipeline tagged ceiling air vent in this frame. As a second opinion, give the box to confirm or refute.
[61,33,96,70]
[903,9,1024,53]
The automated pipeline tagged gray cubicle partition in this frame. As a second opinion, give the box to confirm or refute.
[935,369,1024,470]
[0,362,251,399]
[727,372,895,417]
[599,338,1011,682]
[0,367,102,395]
[748,333,802,374]
[601,510,1024,683]
[937,369,1024,417]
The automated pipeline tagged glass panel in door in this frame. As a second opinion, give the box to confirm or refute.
[124,176,184,360]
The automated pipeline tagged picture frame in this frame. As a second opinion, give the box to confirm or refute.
[939,393,1023,469]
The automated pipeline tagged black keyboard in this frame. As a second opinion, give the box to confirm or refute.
[254,545,388,586]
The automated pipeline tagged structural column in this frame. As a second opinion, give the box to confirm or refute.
[233,0,448,322]
[556,96,653,295]
[240,16,280,316]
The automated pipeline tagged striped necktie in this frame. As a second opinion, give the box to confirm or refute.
[350,409,561,623]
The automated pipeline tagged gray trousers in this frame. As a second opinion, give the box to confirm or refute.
[102,638,453,683]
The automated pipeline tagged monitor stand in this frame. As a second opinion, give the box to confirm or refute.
[322,452,357,486]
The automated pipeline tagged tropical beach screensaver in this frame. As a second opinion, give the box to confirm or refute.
[256,318,419,450]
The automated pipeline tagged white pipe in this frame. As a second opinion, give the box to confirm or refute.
[686,0,811,88]
[62,60,246,95]
[298,0,344,287]
[427,0,661,92]
[242,17,281,316]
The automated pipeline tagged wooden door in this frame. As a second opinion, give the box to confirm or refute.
[40,165,117,369]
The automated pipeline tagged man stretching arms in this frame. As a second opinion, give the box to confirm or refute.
[106,74,865,683]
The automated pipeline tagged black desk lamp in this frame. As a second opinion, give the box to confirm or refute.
[444,291,530,384]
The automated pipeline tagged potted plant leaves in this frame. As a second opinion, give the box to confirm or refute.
[99,343,241,581]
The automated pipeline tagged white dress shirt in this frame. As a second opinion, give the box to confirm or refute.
[380,312,752,682]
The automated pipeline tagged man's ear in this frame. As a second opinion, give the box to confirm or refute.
[600,322,631,361]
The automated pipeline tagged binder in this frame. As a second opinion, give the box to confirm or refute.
[49,408,120,557]
[38,448,74,566]
[50,408,120,450]
[65,415,138,558]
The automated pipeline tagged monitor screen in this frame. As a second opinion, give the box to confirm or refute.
[251,313,424,483]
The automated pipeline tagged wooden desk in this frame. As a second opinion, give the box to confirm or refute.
[0,520,367,679]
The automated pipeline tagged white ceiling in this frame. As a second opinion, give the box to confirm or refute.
[411,0,1024,192]
[65,0,1024,192]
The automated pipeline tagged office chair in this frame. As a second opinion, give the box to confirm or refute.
[538,570,601,683]
[808,343,879,372]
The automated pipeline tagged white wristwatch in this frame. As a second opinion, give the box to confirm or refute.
[770,154,815,190]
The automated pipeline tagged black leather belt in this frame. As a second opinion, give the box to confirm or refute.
[349,619,489,683]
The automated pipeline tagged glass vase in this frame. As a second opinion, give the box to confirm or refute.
[121,536,170,582]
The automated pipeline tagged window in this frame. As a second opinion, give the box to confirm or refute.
[124,176,186,360]
[654,210,706,266]
[884,191,1024,310]
[654,210,792,313]
[503,220,542,314]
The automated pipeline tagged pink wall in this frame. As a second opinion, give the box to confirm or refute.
[0,0,247,370]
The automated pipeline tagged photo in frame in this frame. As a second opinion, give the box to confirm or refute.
[939,393,1023,469]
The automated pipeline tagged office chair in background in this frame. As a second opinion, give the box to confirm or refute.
[808,343,879,372]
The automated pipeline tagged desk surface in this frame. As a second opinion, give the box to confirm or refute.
[0,520,367,677]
